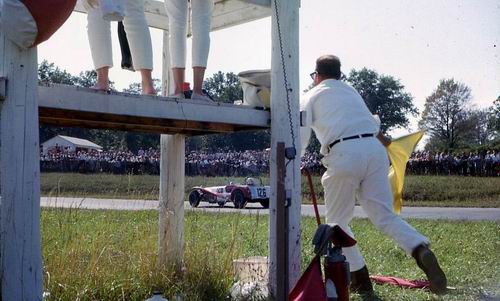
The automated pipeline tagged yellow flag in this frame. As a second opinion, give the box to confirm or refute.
[387,131,425,214]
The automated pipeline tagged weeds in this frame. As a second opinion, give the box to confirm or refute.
[42,208,499,300]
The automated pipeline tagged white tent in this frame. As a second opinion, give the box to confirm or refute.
[41,135,103,154]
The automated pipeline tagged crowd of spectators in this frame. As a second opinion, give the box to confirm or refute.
[408,150,500,176]
[40,146,499,177]
[41,147,161,175]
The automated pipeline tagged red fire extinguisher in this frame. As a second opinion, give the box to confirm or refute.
[323,245,350,301]
[301,167,353,301]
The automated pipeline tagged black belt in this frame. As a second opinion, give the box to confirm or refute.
[328,133,375,150]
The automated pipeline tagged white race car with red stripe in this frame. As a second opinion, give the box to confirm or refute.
[188,178,270,209]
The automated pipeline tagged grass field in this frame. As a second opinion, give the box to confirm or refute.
[42,208,499,300]
[41,173,500,207]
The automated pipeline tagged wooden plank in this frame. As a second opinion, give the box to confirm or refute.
[0,32,43,300]
[275,142,288,301]
[158,30,185,271]
[37,84,270,135]
[73,0,271,32]
[158,134,185,270]
[39,107,239,135]
[268,0,301,296]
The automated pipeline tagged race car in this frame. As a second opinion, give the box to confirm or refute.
[188,177,270,209]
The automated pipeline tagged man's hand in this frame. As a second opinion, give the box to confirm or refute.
[377,132,392,147]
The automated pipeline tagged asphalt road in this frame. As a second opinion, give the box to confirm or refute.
[41,197,500,221]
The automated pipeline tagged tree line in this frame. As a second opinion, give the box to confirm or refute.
[38,61,500,154]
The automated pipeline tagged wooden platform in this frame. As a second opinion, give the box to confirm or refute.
[38,84,270,135]
[73,0,271,32]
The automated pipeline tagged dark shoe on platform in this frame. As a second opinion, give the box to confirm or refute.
[412,244,447,294]
[351,266,374,296]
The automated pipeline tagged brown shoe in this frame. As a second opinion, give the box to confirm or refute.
[412,244,447,294]
[350,266,374,296]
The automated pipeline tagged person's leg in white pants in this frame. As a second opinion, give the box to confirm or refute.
[122,0,155,94]
[87,5,113,89]
[322,147,367,272]
[322,139,429,271]
[165,0,213,99]
[358,142,429,254]
[191,0,213,97]
[86,0,155,94]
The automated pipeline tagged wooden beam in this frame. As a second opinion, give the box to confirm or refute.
[275,142,288,300]
[73,0,271,32]
[38,84,270,135]
[158,134,185,270]
[158,30,185,271]
[0,31,43,300]
[269,0,301,296]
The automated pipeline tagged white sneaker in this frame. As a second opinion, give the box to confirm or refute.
[191,92,215,103]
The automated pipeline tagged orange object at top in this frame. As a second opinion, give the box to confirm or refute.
[0,0,76,48]
[23,0,77,46]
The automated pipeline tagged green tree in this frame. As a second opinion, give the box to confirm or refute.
[122,79,161,95]
[188,71,270,151]
[38,60,76,85]
[462,108,494,146]
[419,79,472,151]
[75,70,98,88]
[491,95,500,136]
[203,71,242,104]
[347,68,418,133]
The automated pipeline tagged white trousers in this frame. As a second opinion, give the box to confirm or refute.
[321,138,429,272]
[87,0,153,70]
[164,0,214,68]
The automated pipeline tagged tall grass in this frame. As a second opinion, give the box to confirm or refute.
[42,208,268,300]
[42,208,500,300]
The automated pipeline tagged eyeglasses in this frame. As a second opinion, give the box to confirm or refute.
[310,71,318,80]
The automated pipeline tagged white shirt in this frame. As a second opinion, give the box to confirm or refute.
[300,79,380,156]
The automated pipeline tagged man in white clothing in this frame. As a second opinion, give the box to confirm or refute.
[300,55,447,296]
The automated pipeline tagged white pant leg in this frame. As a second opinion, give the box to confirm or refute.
[191,0,213,67]
[322,148,367,272]
[123,0,153,70]
[358,140,429,255]
[87,6,113,69]
[165,0,188,68]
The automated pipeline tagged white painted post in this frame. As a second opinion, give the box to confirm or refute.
[158,30,185,270]
[269,0,301,296]
[0,34,43,299]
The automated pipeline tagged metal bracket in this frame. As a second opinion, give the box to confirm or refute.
[300,110,307,126]
[0,77,6,101]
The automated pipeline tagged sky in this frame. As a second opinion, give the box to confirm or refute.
[38,0,500,136]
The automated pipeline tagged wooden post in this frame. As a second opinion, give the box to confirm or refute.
[275,142,288,300]
[158,30,185,270]
[269,0,301,296]
[0,34,43,299]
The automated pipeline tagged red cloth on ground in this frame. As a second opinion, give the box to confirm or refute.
[370,275,430,289]
[289,256,327,301]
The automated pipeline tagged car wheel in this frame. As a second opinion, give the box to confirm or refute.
[188,190,201,208]
[217,200,226,208]
[232,190,247,209]
[259,199,270,209]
